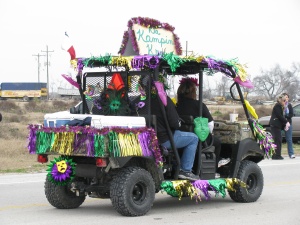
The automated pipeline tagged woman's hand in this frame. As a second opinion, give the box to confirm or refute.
[284,122,290,131]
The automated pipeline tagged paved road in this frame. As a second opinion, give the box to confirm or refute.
[0,158,300,225]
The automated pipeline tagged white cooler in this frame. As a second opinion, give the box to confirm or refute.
[44,111,146,128]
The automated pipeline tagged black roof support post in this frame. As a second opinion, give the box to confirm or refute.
[78,71,90,114]
[195,69,204,176]
[153,67,181,179]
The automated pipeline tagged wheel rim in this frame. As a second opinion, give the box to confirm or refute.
[246,173,257,194]
[132,182,147,204]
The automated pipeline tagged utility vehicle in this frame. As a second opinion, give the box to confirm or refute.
[27,17,268,217]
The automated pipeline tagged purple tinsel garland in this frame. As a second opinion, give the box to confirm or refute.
[203,58,233,77]
[138,131,152,156]
[131,55,161,70]
[28,124,38,154]
[192,180,211,200]
[77,58,84,72]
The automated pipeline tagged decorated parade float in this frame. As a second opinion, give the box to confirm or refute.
[27,17,275,216]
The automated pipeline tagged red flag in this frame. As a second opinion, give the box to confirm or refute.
[61,32,76,60]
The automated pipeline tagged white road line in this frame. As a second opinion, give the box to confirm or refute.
[260,161,300,167]
[0,181,43,185]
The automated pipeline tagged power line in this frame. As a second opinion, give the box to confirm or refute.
[32,53,45,83]
[41,45,54,100]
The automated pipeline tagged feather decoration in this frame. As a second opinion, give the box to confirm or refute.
[61,74,79,89]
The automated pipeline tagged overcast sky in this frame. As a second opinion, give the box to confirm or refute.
[0,0,299,88]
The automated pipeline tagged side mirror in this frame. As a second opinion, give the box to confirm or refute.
[70,106,81,114]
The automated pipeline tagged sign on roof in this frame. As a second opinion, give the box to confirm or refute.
[118,17,182,56]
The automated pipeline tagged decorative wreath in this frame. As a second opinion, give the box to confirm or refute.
[46,156,76,186]
[93,73,132,116]
[93,87,131,116]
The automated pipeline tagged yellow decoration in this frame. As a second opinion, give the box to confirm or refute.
[111,56,133,69]
[171,97,177,105]
[225,178,247,191]
[172,180,198,200]
[245,100,258,119]
[195,55,205,63]
[56,160,67,173]
[51,132,75,155]
[118,133,142,157]
[235,63,247,82]
[70,59,78,70]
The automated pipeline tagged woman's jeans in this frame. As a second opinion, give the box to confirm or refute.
[285,124,294,156]
[161,130,198,172]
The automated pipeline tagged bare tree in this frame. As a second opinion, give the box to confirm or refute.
[203,76,213,99]
[216,75,231,96]
[253,64,300,100]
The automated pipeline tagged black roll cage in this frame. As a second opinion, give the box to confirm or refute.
[78,60,256,178]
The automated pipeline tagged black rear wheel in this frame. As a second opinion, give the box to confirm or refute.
[228,160,264,202]
[45,176,85,209]
[110,167,155,216]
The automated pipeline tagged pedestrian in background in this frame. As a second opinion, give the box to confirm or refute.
[282,93,296,159]
[270,94,290,160]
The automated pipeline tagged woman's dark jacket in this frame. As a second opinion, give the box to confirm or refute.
[150,95,181,143]
[176,96,213,122]
[285,103,293,124]
[270,102,288,129]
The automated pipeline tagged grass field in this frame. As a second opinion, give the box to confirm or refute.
[0,100,298,173]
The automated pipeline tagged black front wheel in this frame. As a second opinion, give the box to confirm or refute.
[110,167,155,216]
[228,160,264,203]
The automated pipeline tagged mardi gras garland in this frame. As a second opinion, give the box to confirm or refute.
[250,120,276,158]
[28,125,163,167]
[46,156,76,186]
[161,178,246,201]
[75,53,250,86]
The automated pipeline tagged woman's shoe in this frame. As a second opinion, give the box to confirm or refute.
[272,155,284,160]
[218,158,231,168]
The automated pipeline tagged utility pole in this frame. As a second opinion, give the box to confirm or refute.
[32,53,45,83]
[41,45,54,100]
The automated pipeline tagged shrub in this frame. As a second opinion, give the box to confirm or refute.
[236,108,247,120]
[0,101,21,112]
[51,100,70,110]
[255,106,272,117]
[8,115,22,123]
[24,101,37,112]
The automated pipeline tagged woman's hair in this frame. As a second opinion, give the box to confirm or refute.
[277,94,285,103]
[177,78,197,99]
[282,92,289,98]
